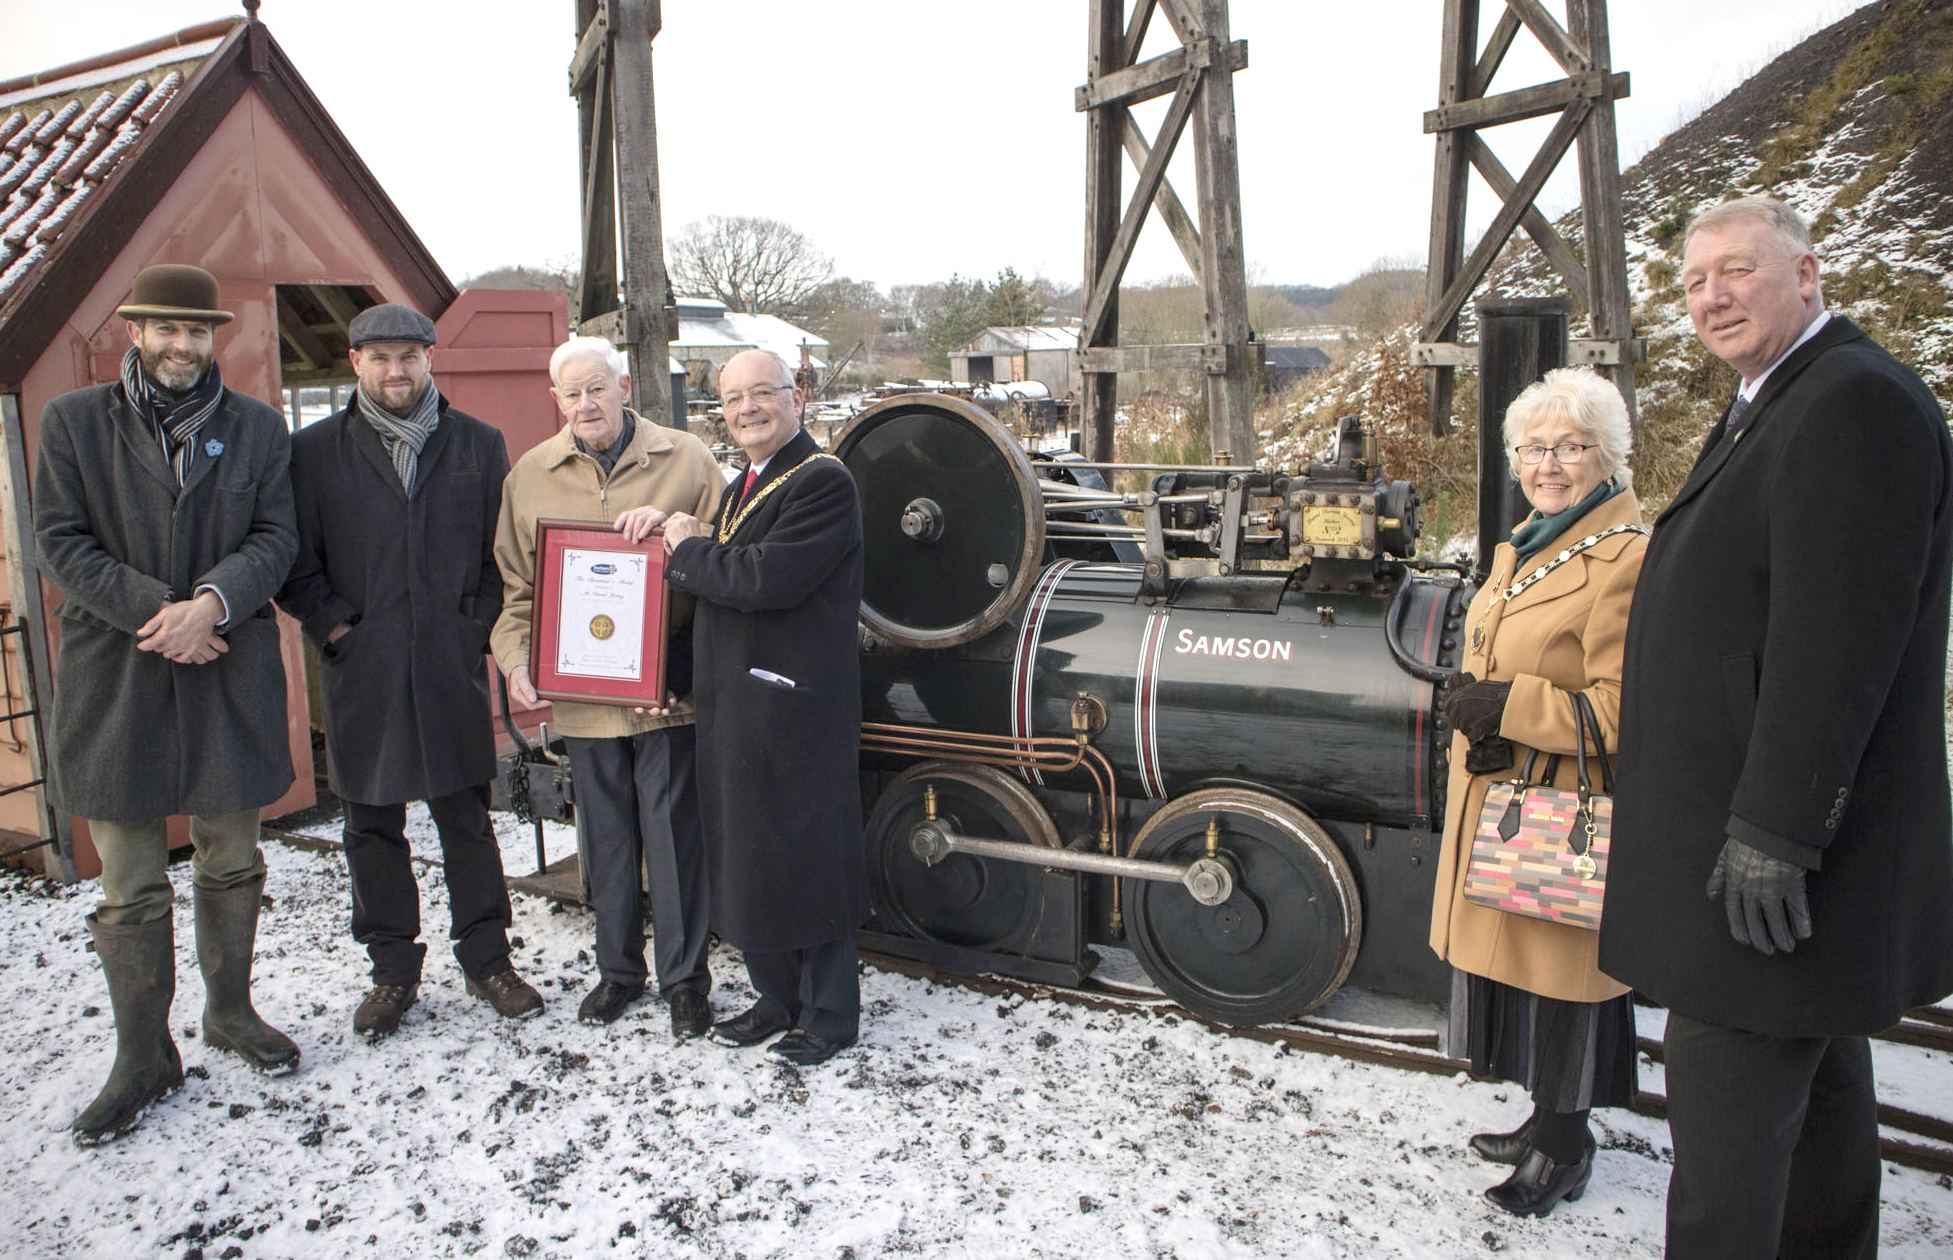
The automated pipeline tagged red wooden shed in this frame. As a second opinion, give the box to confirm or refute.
[0,13,569,879]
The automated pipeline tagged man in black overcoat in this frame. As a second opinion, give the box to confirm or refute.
[663,348,868,1067]
[35,264,302,1145]
[1600,196,1953,1257]
[278,304,540,1039]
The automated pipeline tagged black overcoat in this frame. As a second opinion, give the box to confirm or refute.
[33,382,297,820]
[277,397,509,806]
[1600,317,1953,1036]
[665,428,868,953]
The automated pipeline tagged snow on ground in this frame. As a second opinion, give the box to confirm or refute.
[2,829,1949,1260]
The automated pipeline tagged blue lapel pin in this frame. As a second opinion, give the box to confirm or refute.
[205,438,224,457]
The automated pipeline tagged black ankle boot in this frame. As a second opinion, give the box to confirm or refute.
[196,877,300,1075]
[72,914,184,1146]
[1468,1113,1535,1165]
[1484,1133,1595,1218]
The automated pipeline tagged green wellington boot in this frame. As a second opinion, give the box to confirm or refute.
[194,876,300,1075]
[72,913,184,1146]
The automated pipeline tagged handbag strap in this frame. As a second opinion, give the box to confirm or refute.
[1569,691,1614,792]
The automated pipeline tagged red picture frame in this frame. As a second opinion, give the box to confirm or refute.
[530,518,668,707]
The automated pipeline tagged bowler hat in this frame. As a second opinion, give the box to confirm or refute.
[348,303,437,348]
[115,264,233,324]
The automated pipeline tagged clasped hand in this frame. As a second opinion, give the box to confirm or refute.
[136,592,226,665]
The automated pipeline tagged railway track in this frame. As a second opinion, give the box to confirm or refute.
[861,948,1953,1177]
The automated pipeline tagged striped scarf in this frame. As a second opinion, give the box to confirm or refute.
[355,377,442,494]
[119,344,224,489]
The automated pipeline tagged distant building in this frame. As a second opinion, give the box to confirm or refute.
[950,325,1080,397]
[672,296,827,397]
[1262,344,1333,393]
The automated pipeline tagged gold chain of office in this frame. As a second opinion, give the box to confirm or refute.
[717,454,845,543]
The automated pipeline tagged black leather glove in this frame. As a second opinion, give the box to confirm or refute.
[1442,677,1512,745]
[1705,836,1814,956]
[1463,737,1515,775]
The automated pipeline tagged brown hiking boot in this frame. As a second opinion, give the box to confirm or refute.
[353,984,418,1040]
[466,968,543,1020]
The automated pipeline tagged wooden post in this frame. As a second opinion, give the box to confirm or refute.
[1422,0,1478,437]
[608,0,673,427]
[1475,297,1570,582]
[1081,0,1123,464]
[1569,0,1637,423]
[0,393,76,882]
[1192,0,1253,464]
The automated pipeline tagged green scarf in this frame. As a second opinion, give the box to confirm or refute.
[1511,478,1622,563]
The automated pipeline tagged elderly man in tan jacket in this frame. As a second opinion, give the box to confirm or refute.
[493,336,725,1033]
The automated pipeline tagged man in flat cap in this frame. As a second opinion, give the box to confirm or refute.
[277,303,539,1039]
[35,263,301,1146]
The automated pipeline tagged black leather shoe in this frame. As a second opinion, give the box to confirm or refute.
[710,1004,790,1047]
[1469,1116,1535,1165]
[577,979,644,1025]
[669,989,711,1041]
[353,983,418,1040]
[768,1029,857,1066]
[1485,1135,1595,1218]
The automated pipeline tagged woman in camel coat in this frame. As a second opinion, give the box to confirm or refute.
[1429,367,1648,1218]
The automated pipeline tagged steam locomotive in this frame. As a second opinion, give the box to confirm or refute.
[835,393,1472,1026]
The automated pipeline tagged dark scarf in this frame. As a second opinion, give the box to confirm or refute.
[119,344,224,489]
[1511,477,1623,563]
[575,409,636,476]
[355,377,442,494]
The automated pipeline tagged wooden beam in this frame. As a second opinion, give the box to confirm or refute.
[1075,37,1244,112]
[1570,0,1638,422]
[1119,110,1202,274]
[1468,6,1524,100]
[1191,0,1254,465]
[608,0,673,424]
[1424,70,1625,133]
[0,393,74,882]
[1422,0,1478,434]
[576,54,618,325]
[1076,343,1228,373]
[1122,0,1157,68]
[568,1,608,93]
[307,283,363,331]
[1504,0,1585,74]
[1081,0,1124,465]
[276,291,330,372]
[1080,70,1201,346]
[1463,132,1590,309]
[1413,338,1645,368]
[1424,97,1592,339]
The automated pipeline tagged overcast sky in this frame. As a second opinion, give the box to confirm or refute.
[3,1,1861,291]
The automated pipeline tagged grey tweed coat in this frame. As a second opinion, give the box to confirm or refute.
[34,381,297,820]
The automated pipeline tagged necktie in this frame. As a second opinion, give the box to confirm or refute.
[1726,392,1753,433]
[741,466,758,499]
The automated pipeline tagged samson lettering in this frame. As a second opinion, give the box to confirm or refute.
[1174,628,1293,661]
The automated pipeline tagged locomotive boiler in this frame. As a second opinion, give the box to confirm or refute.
[835,393,1472,1026]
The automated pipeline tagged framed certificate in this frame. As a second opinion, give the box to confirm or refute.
[530,518,668,707]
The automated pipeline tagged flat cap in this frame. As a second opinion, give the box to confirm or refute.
[348,303,437,348]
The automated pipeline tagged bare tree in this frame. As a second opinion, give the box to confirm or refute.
[668,215,833,313]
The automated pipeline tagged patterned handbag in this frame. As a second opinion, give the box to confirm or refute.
[1461,692,1614,930]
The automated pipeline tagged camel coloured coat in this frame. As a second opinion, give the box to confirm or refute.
[1429,488,1646,1004]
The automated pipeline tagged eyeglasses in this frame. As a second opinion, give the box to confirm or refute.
[1513,442,1598,465]
[721,384,794,410]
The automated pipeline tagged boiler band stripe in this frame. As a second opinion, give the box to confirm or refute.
[1011,561,1077,786]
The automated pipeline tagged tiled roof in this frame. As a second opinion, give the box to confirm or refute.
[0,32,225,299]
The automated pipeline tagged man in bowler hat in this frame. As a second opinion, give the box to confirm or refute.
[278,303,541,1039]
[35,263,301,1145]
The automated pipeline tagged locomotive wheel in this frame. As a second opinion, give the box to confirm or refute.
[832,394,1045,648]
[866,761,1061,951]
[1121,788,1362,1026]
